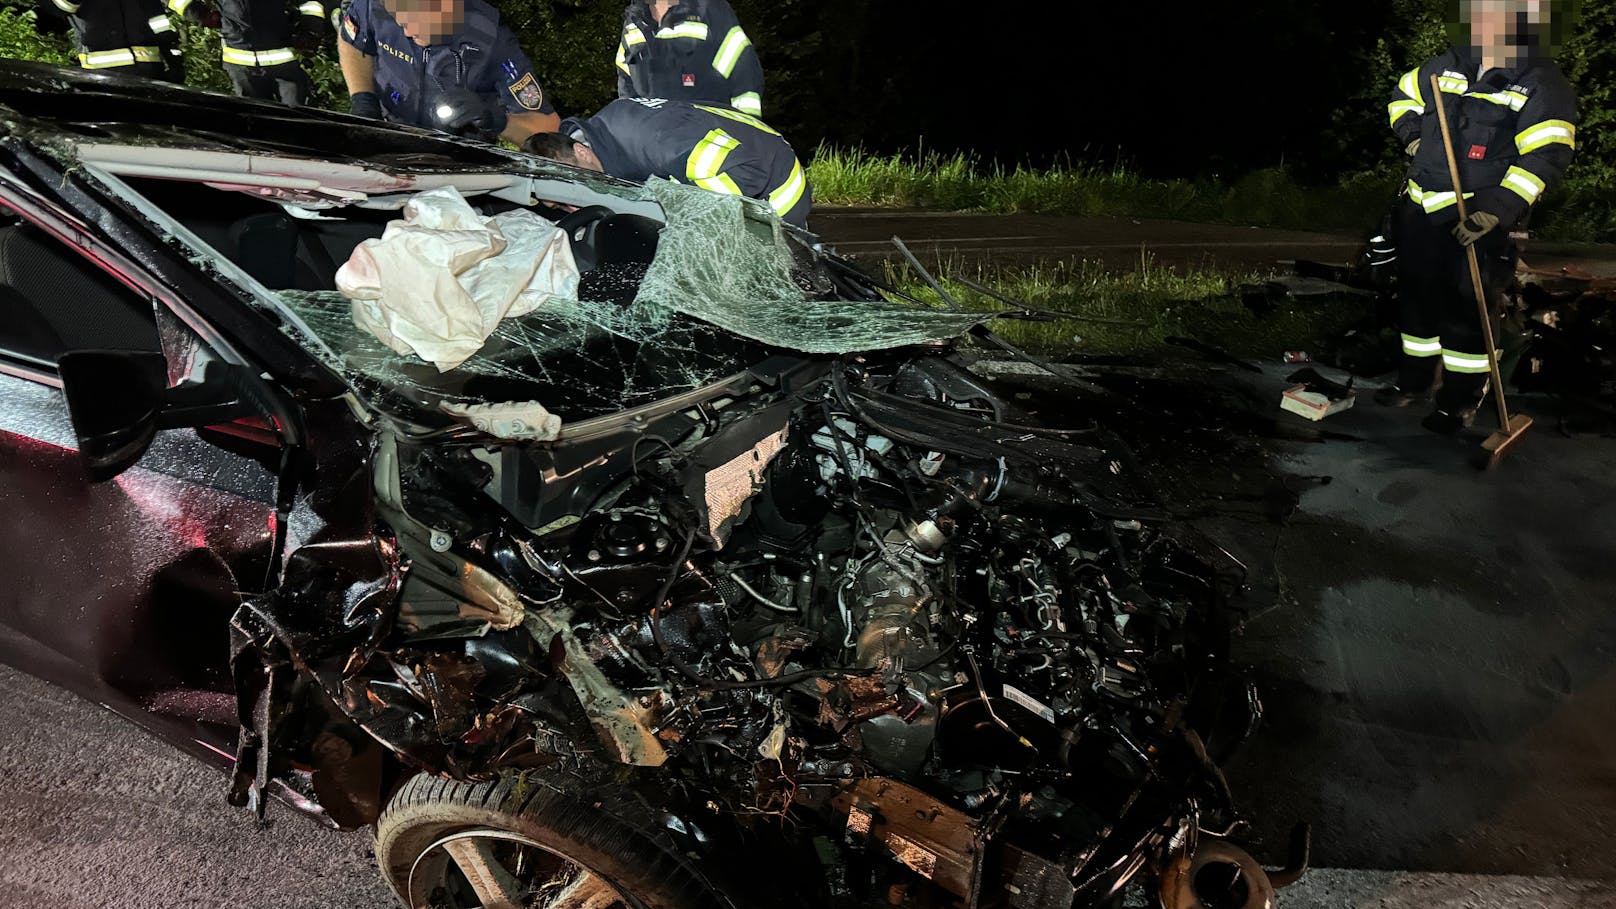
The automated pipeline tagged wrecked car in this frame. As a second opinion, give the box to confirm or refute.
[0,62,1290,909]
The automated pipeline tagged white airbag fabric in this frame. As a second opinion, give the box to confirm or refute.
[336,186,579,371]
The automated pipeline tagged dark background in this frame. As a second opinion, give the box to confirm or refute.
[507,0,1611,185]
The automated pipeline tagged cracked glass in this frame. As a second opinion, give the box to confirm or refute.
[266,181,987,426]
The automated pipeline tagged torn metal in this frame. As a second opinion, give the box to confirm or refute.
[0,62,1282,909]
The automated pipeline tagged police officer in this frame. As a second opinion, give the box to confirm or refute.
[524,97,809,227]
[1378,0,1577,433]
[41,0,185,81]
[616,0,763,116]
[172,0,328,105]
[337,0,559,144]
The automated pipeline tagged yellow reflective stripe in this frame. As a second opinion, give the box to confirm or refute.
[298,1,324,16]
[1442,351,1491,374]
[1398,68,1423,105]
[1388,98,1424,126]
[1503,165,1547,203]
[623,24,647,46]
[148,13,173,33]
[686,128,739,180]
[167,0,192,13]
[1402,334,1442,356]
[657,22,710,40]
[616,43,630,75]
[80,46,161,67]
[693,103,779,136]
[731,91,762,115]
[52,0,80,13]
[1515,119,1576,154]
[1408,179,1474,213]
[1437,73,1469,94]
[768,159,806,216]
[1466,90,1528,111]
[712,26,751,77]
[222,45,297,65]
[694,174,743,194]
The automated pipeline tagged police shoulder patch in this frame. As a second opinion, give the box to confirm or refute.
[342,14,357,40]
[509,73,543,111]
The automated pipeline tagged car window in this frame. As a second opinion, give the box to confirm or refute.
[0,222,161,368]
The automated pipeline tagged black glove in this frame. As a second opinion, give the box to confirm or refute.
[290,14,326,54]
[183,0,221,29]
[1452,211,1501,247]
[428,87,508,138]
[349,91,383,119]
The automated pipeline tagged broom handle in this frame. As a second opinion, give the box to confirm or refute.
[1430,74,1513,427]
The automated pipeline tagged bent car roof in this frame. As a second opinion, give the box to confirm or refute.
[0,60,589,180]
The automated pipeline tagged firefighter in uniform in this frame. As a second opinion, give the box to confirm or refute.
[616,0,763,116]
[41,0,185,81]
[337,0,560,145]
[1378,0,1577,433]
[170,0,328,105]
[524,97,810,227]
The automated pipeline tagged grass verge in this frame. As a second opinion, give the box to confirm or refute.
[890,257,1374,360]
[810,146,1616,244]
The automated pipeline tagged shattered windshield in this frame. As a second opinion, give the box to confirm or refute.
[107,157,986,428]
[276,181,986,426]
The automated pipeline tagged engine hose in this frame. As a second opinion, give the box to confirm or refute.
[648,526,875,690]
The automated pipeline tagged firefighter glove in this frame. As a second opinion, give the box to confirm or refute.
[349,91,383,120]
[1452,211,1501,247]
[429,87,508,138]
[1406,138,1421,156]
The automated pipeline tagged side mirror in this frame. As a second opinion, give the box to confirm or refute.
[56,350,263,481]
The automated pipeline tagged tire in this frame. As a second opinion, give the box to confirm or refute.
[374,771,734,909]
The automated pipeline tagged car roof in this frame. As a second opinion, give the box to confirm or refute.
[0,60,526,173]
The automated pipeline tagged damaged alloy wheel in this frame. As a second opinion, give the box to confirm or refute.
[375,773,728,909]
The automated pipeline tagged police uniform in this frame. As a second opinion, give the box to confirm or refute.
[44,0,183,80]
[171,0,327,105]
[616,0,762,116]
[340,0,552,131]
[1386,47,1577,413]
[562,98,809,226]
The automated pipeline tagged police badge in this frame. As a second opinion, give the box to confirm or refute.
[508,73,544,111]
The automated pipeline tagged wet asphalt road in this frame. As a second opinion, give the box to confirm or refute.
[810,208,1616,277]
[0,662,392,908]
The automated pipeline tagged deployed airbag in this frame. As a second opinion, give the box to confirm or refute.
[337,187,579,371]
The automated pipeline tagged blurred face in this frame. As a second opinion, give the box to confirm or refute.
[387,0,465,45]
[1463,0,1549,61]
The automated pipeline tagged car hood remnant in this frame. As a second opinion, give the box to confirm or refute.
[241,348,1277,907]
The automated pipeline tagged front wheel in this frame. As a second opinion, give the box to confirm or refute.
[374,772,731,909]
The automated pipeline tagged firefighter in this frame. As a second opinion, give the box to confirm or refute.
[1377,0,1577,433]
[523,97,809,227]
[616,0,763,116]
[172,0,328,105]
[41,0,186,81]
[337,0,560,144]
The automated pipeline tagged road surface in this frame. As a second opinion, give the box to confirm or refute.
[811,208,1616,277]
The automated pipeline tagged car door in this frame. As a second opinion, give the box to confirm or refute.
[0,215,280,758]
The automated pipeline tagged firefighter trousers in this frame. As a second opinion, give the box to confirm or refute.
[1394,199,1516,411]
[224,61,310,107]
